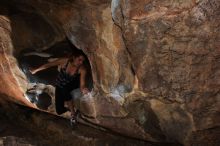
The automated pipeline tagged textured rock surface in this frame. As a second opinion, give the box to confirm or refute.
[0,99,157,146]
[0,13,32,107]
[111,0,220,143]
[0,0,219,145]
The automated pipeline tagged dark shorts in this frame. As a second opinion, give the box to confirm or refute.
[55,86,72,115]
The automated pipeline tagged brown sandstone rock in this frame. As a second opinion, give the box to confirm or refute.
[0,0,219,145]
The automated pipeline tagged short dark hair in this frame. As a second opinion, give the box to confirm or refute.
[69,49,86,63]
[72,49,86,58]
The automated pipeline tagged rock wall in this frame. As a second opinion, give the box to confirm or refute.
[0,13,31,106]
[0,0,219,145]
[111,0,220,143]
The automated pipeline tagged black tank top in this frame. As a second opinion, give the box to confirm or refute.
[56,60,80,90]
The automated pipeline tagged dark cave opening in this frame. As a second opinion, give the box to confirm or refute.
[18,39,74,85]
[0,2,94,112]
[17,39,93,110]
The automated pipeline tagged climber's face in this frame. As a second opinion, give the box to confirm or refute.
[73,55,85,67]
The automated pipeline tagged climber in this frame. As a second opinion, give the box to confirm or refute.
[30,50,89,125]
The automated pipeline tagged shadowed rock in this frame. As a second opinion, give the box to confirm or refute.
[0,0,219,145]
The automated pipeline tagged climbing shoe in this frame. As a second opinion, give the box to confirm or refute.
[70,114,77,127]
